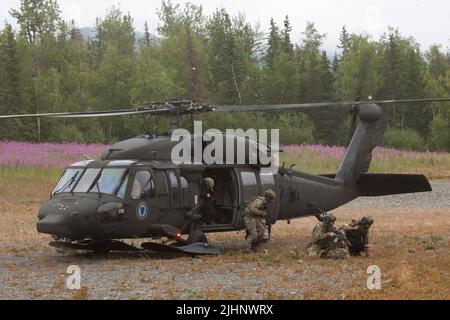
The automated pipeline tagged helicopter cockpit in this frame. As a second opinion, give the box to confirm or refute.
[52,160,134,199]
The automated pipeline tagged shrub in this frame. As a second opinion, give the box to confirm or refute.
[427,115,450,151]
[383,128,424,151]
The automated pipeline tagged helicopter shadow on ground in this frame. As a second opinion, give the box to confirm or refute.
[48,241,241,263]
[51,250,186,263]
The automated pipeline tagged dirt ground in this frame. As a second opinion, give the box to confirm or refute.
[0,180,449,300]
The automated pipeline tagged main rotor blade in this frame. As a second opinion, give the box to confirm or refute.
[0,107,173,119]
[212,102,346,112]
[370,97,450,105]
[50,108,172,118]
[0,111,76,119]
[212,97,450,112]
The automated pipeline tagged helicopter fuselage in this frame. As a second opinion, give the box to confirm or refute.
[36,158,359,241]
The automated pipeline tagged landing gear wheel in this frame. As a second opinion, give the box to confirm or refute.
[187,230,208,244]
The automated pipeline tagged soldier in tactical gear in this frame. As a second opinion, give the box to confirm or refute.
[306,213,350,259]
[342,216,373,256]
[200,177,217,224]
[243,189,276,252]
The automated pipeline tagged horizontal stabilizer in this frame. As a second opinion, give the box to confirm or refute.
[357,174,432,196]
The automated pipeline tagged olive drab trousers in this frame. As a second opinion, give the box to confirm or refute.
[244,215,266,246]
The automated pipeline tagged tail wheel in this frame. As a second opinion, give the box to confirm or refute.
[187,230,208,244]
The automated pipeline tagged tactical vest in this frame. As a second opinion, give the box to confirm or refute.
[244,196,267,218]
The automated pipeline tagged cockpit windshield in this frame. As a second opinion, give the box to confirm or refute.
[89,168,128,195]
[52,168,83,195]
[53,166,129,198]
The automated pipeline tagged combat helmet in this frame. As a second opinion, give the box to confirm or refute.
[263,189,276,201]
[359,216,373,226]
[203,177,214,189]
[322,213,336,223]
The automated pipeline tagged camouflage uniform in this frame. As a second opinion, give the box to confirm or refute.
[243,196,268,251]
[344,216,373,256]
[243,190,276,252]
[307,221,349,259]
[200,177,217,224]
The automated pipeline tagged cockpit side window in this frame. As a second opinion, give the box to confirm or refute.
[116,175,129,199]
[131,170,155,200]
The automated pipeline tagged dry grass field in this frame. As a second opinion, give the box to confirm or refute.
[0,167,449,300]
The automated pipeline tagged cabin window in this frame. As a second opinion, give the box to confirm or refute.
[167,170,179,205]
[240,171,257,203]
[180,175,190,207]
[131,170,155,200]
[260,172,275,191]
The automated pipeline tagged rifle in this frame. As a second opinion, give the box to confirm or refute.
[333,229,350,246]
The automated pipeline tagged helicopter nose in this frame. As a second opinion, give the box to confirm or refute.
[36,213,73,238]
[36,196,103,239]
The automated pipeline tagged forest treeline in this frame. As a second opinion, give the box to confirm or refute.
[0,0,449,150]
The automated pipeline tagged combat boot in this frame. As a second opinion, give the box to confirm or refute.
[250,240,260,252]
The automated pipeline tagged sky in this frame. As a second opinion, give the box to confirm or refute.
[1,0,449,54]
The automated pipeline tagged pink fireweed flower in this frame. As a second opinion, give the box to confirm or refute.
[0,141,109,168]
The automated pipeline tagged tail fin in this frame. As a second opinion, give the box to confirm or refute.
[335,104,381,184]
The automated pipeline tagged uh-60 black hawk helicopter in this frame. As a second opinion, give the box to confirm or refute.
[1,97,450,255]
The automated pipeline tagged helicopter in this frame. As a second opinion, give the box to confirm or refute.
[1,97,449,255]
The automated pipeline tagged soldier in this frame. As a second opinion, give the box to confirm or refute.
[306,213,349,259]
[342,216,373,256]
[243,189,276,252]
[200,177,216,224]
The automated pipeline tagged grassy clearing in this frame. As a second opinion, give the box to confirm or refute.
[0,168,449,299]
[0,167,59,245]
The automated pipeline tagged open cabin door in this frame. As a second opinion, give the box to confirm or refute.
[200,168,239,230]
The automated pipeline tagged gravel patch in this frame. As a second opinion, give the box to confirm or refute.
[345,181,450,209]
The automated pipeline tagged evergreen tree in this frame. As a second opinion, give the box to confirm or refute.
[281,16,294,57]
[10,0,63,45]
[0,24,33,140]
[425,45,450,150]
[266,18,280,67]
[338,25,351,55]
[207,9,260,104]
[143,21,152,48]
[157,0,211,102]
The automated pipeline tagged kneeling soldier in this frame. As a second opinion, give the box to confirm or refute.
[342,216,373,257]
[306,213,349,259]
